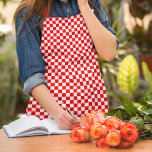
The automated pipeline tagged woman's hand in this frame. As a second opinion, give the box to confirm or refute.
[77,0,89,9]
[57,109,81,130]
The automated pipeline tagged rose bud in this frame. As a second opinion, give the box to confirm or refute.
[96,137,111,148]
[120,120,125,127]
[91,110,105,125]
[90,124,107,140]
[70,125,91,143]
[106,130,121,147]
[90,110,102,125]
[97,109,104,114]
[118,140,134,149]
[96,110,105,124]
[92,115,101,125]
[104,117,122,131]
[91,110,97,114]
[84,113,95,129]
[120,122,139,142]
[81,125,91,142]
[84,110,105,130]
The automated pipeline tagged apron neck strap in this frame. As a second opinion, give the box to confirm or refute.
[88,1,91,8]
[45,7,48,17]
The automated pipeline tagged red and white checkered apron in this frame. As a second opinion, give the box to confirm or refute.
[26,7,109,120]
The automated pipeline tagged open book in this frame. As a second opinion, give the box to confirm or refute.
[2,115,71,138]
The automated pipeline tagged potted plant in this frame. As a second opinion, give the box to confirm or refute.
[128,0,152,78]
[108,54,152,104]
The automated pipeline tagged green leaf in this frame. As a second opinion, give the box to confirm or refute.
[1,0,7,6]
[107,91,123,103]
[130,116,139,121]
[144,96,152,105]
[141,105,147,111]
[142,62,152,89]
[147,105,152,109]
[116,109,123,120]
[144,115,152,121]
[144,109,152,115]
[106,109,118,116]
[143,96,152,109]
[117,55,139,97]
[135,103,142,107]
[122,96,136,117]
[145,124,152,133]
[130,117,144,132]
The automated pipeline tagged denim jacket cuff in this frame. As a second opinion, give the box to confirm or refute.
[23,73,48,97]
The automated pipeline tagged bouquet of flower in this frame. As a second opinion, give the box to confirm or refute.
[70,110,139,149]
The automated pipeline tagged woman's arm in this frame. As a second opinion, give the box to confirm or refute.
[31,83,81,129]
[78,0,117,61]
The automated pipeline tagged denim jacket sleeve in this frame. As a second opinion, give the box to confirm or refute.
[15,12,48,97]
[94,0,119,50]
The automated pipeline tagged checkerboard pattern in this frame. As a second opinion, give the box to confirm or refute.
[26,12,109,120]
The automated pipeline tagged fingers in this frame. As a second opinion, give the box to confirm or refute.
[71,117,81,125]
[64,111,81,125]
[58,118,77,130]
[57,110,81,130]
[58,116,72,129]
[75,117,81,122]
[58,114,71,128]
[61,115,74,129]
[58,122,71,130]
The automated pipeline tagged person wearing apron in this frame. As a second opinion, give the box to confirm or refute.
[26,4,109,121]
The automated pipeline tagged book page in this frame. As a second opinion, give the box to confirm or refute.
[42,118,71,134]
[16,129,48,137]
[3,116,48,137]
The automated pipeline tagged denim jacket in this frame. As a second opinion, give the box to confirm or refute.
[15,0,119,97]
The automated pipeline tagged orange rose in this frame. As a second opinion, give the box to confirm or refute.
[96,137,111,148]
[120,120,125,127]
[106,130,121,147]
[84,113,95,129]
[104,117,122,131]
[90,110,102,125]
[91,109,104,116]
[91,110,97,114]
[96,109,105,115]
[90,124,107,140]
[120,122,138,142]
[95,110,105,124]
[81,126,91,142]
[84,110,105,129]
[70,126,91,143]
[118,140,134,149]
